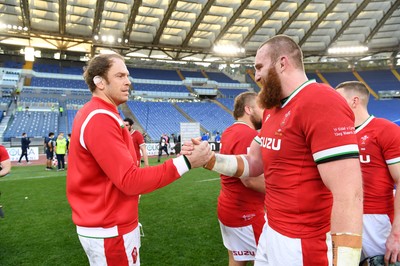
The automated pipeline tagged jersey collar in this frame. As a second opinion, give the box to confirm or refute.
[234,121,251,128]
[281,79,316,108]
[355,115,374,133]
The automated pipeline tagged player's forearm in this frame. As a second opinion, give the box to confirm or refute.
[204,153,249,178]
[389,184,400,238]
[203,153,263,178]
[0,160,11,177]
[330,188,363,266]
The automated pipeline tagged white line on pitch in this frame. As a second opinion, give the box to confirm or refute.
[0,174,62,182]
[196,178,220,182]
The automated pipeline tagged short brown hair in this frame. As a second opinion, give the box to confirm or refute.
[259,35,304,70]
[233,92,258,120]
[83,53,125,92]
[335,81,370,106]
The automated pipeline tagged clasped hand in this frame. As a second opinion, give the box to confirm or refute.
[181,138,213,168]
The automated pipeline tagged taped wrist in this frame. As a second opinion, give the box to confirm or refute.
[203,153,249,178]
[332,233,362,266]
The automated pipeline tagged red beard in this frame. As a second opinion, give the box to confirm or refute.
[257,66,282,109]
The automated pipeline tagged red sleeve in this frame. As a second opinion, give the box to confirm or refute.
[301,86,359,162]
[378,121,400,163]
[0,146,10,162]
[84,114,182,196]
[137,132,145,146]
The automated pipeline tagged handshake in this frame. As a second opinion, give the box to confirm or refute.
[180,138,214,169]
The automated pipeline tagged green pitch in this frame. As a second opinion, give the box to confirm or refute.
[0,158,227,265]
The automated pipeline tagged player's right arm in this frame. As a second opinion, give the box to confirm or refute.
[384,162,400,265]
[190,138,264,178]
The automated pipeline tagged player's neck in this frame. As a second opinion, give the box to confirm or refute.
[237,117,254,130]
[354,109,371,127]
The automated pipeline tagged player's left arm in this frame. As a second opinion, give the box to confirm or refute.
[318,158,363,266]
[385,162,400,265]
[0,158,11,177]
[140,144,149,167]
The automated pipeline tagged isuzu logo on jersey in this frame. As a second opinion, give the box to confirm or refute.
[360,154,371,163]
[260,137,281,151]
[232,250,256,256]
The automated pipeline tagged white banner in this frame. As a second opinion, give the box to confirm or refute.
[6,147,39,161]
[145,143,174,156]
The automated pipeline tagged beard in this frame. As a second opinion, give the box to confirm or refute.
[257,66,283,109]
[250,113,263,130]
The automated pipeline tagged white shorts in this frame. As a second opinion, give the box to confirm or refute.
[78,226,141,266]
[255,222,332,266]
[362,214,391,258]
[219,220,258,261]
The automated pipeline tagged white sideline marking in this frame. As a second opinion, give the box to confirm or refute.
[0,174,61,182]
[196,178,220,183]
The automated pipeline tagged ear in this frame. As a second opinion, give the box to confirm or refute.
[93,76,105,89]
[244,105,252,115]
[352,96,360,108]
[279,56,288,73]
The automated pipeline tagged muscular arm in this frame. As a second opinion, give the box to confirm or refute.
[0,159,11,177]
[204,139,264,178]
[140,144,149,167]
[318,158,363,265]
[385,163,400,264]
[241,174,265,193]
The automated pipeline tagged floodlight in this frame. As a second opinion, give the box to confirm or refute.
[25,46,35,62]
[328,46,368,54]
[213,43,245,56]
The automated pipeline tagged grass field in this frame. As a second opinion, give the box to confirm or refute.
[0,158,227,265]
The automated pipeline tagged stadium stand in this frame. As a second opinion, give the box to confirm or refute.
[129,67,181,81]
[320,71,356,88]
[180,70,205,79]
[357,69,400,92]
[3,111,58,141]
[133,83,189,93]
[219,88,249,98]
[126,101,189,140]
[176,101,234,134]
[206,71,240,83]
[216,98,235,111]
[368,99,400,122]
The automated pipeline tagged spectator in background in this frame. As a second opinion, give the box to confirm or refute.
[336,81,400,265]
[0,145,11,177]
[201,132,210,141]
[123,118,149,167]
[158,133,169,162]
[59,106,64,117]
[44,132,55,170]
[55,132,67,171]
[214,132,221,143]
[170,133,178,155]
[18,132,30,164]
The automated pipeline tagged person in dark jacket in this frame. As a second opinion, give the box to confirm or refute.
[18,132,31,164]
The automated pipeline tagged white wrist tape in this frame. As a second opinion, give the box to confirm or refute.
[204,153,249,178]
[332,233,362,266]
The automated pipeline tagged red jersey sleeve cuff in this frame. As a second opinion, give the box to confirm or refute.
[173,156,190,176]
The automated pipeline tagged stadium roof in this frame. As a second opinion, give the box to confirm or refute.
[0,0,399,65]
